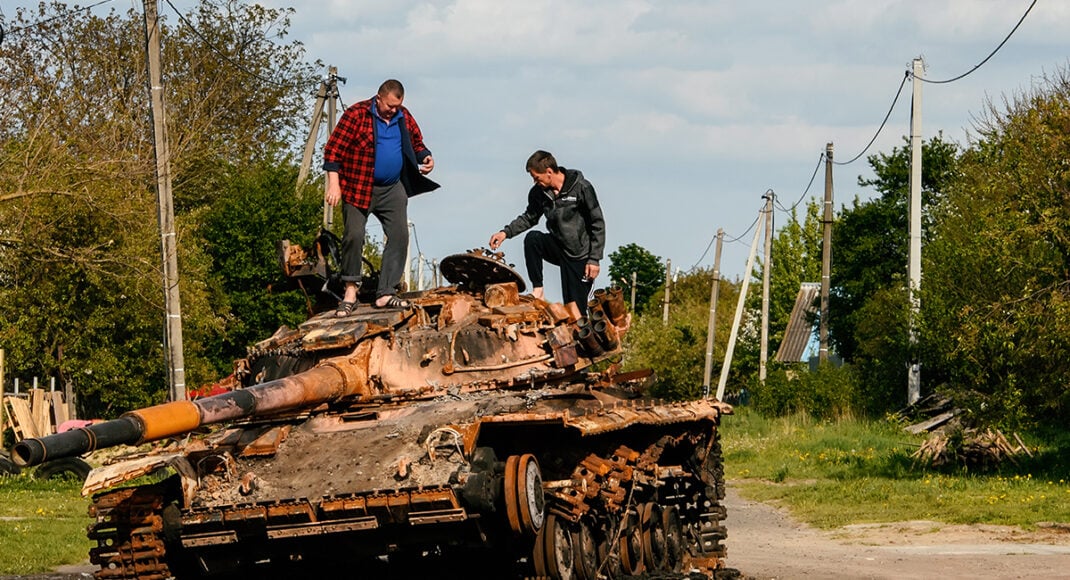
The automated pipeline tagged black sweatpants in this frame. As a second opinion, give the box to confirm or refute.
[523,230,594,316]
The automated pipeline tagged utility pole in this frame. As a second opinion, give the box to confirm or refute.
[717,198,769,401]
[907,57,924,405]
[296,67,344,227]
[702,229,724,397]
[144,0,186,401]
[630,272,637,311]
[820,143,834,364]
[760,192,773,382]
[661,259,672,324]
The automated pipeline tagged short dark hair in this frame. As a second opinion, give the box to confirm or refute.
[526,150,559,173]
[378,79,405,98]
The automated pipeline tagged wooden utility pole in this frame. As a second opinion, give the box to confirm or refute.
[702,230,724,397]
[144,0,186,401]
[717,199,769,401]
[661,259,672,324]
[907,57,924,404]
[820,143,834,363]
[760,193,773,382]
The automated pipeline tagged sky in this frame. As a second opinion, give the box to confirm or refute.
[2,0,1067,303]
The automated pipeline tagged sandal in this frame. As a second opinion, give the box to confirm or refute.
[375,295,411,309]
[335,300,358,317]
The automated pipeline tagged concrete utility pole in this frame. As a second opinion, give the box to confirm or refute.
[907,57,924,405]
[820,143,834,364]
[702,230,724,397]
[760,193,773,382]
[630,272,637,311]
[144,0,186,401]
[296,67,344,226]
[661,259,672,324]
[717,198,770,401]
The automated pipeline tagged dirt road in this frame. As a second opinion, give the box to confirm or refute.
[724,483,1070,579]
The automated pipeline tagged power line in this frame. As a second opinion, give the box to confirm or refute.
[1,0,114,38]
[162,0,316,91]
[834,71,909,166]
[775,152,825,214]
[690,196,766,269]
[918,0,1036,85]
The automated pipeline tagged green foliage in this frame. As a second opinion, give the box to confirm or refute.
[748,363,861,419]
[919,67,1070,427]
[0,1,320,416]
[621,268,741,399]
[196,161,323,374]
[607,243,665,313]
[827,135,960,417]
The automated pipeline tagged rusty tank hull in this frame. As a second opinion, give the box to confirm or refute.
[16,250,732,579]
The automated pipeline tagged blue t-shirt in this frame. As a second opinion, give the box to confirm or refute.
[373,109,404,185]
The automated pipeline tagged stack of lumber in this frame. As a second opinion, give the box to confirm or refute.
[2,389,70,441]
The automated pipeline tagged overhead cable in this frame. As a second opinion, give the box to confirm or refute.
[918,0,1037,85]
[834,71,909,166]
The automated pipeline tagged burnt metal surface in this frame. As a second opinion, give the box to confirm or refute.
[439,248,527,292]
[48,248,734,579]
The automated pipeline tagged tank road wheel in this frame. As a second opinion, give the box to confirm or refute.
[661,505,686,571]
[640,502,668,572]
[571,519,599,580]
[533,513,576,579]
[618,509,645,576]
[504,454,545,536]
[504,455,523,534]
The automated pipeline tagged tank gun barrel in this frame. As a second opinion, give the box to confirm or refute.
[12,360,363,467]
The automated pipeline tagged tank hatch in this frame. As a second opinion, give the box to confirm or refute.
[440,249,526,292]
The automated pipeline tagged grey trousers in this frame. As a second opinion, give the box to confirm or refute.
[340,180,409,298]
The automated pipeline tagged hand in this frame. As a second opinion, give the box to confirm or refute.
[489,231,507,250]
[585,263,600,281]
[325,172,342,206]
[419,155,435,174]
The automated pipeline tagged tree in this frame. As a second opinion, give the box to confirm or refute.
[0,1,320,416]
[622,268,741,400]
[828,134,960,413]
[920,67,1070,427]
[608,243,665,313]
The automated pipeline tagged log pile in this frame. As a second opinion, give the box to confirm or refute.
[912,427,1032,469]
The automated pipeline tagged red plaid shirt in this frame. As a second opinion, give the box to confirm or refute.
[323,97,431,209]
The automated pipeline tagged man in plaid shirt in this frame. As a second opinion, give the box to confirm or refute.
[324,79,438,314]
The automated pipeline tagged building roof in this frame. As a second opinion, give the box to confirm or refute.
[775,282,821,363]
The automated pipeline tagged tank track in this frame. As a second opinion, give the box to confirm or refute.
[88,481,174,580]
[85,429,728,579]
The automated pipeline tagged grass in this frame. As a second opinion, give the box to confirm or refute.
[0,472,94,575]
[721,407,1070,529]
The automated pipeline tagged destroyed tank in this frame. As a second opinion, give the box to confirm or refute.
[13,247,732,579]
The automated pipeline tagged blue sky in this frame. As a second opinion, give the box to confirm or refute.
[3,0,1066,302]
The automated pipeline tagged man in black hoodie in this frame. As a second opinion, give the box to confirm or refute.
[489,150,606,316]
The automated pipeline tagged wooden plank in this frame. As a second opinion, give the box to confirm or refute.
[30,388,50,436]
[50,391,69,429]
[4,396,37,439]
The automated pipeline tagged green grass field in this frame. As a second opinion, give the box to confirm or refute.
[2,409,1070,574]
[721,408,1070,529]
[0,473,93,575]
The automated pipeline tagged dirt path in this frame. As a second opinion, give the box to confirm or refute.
[723,482,1070,579]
